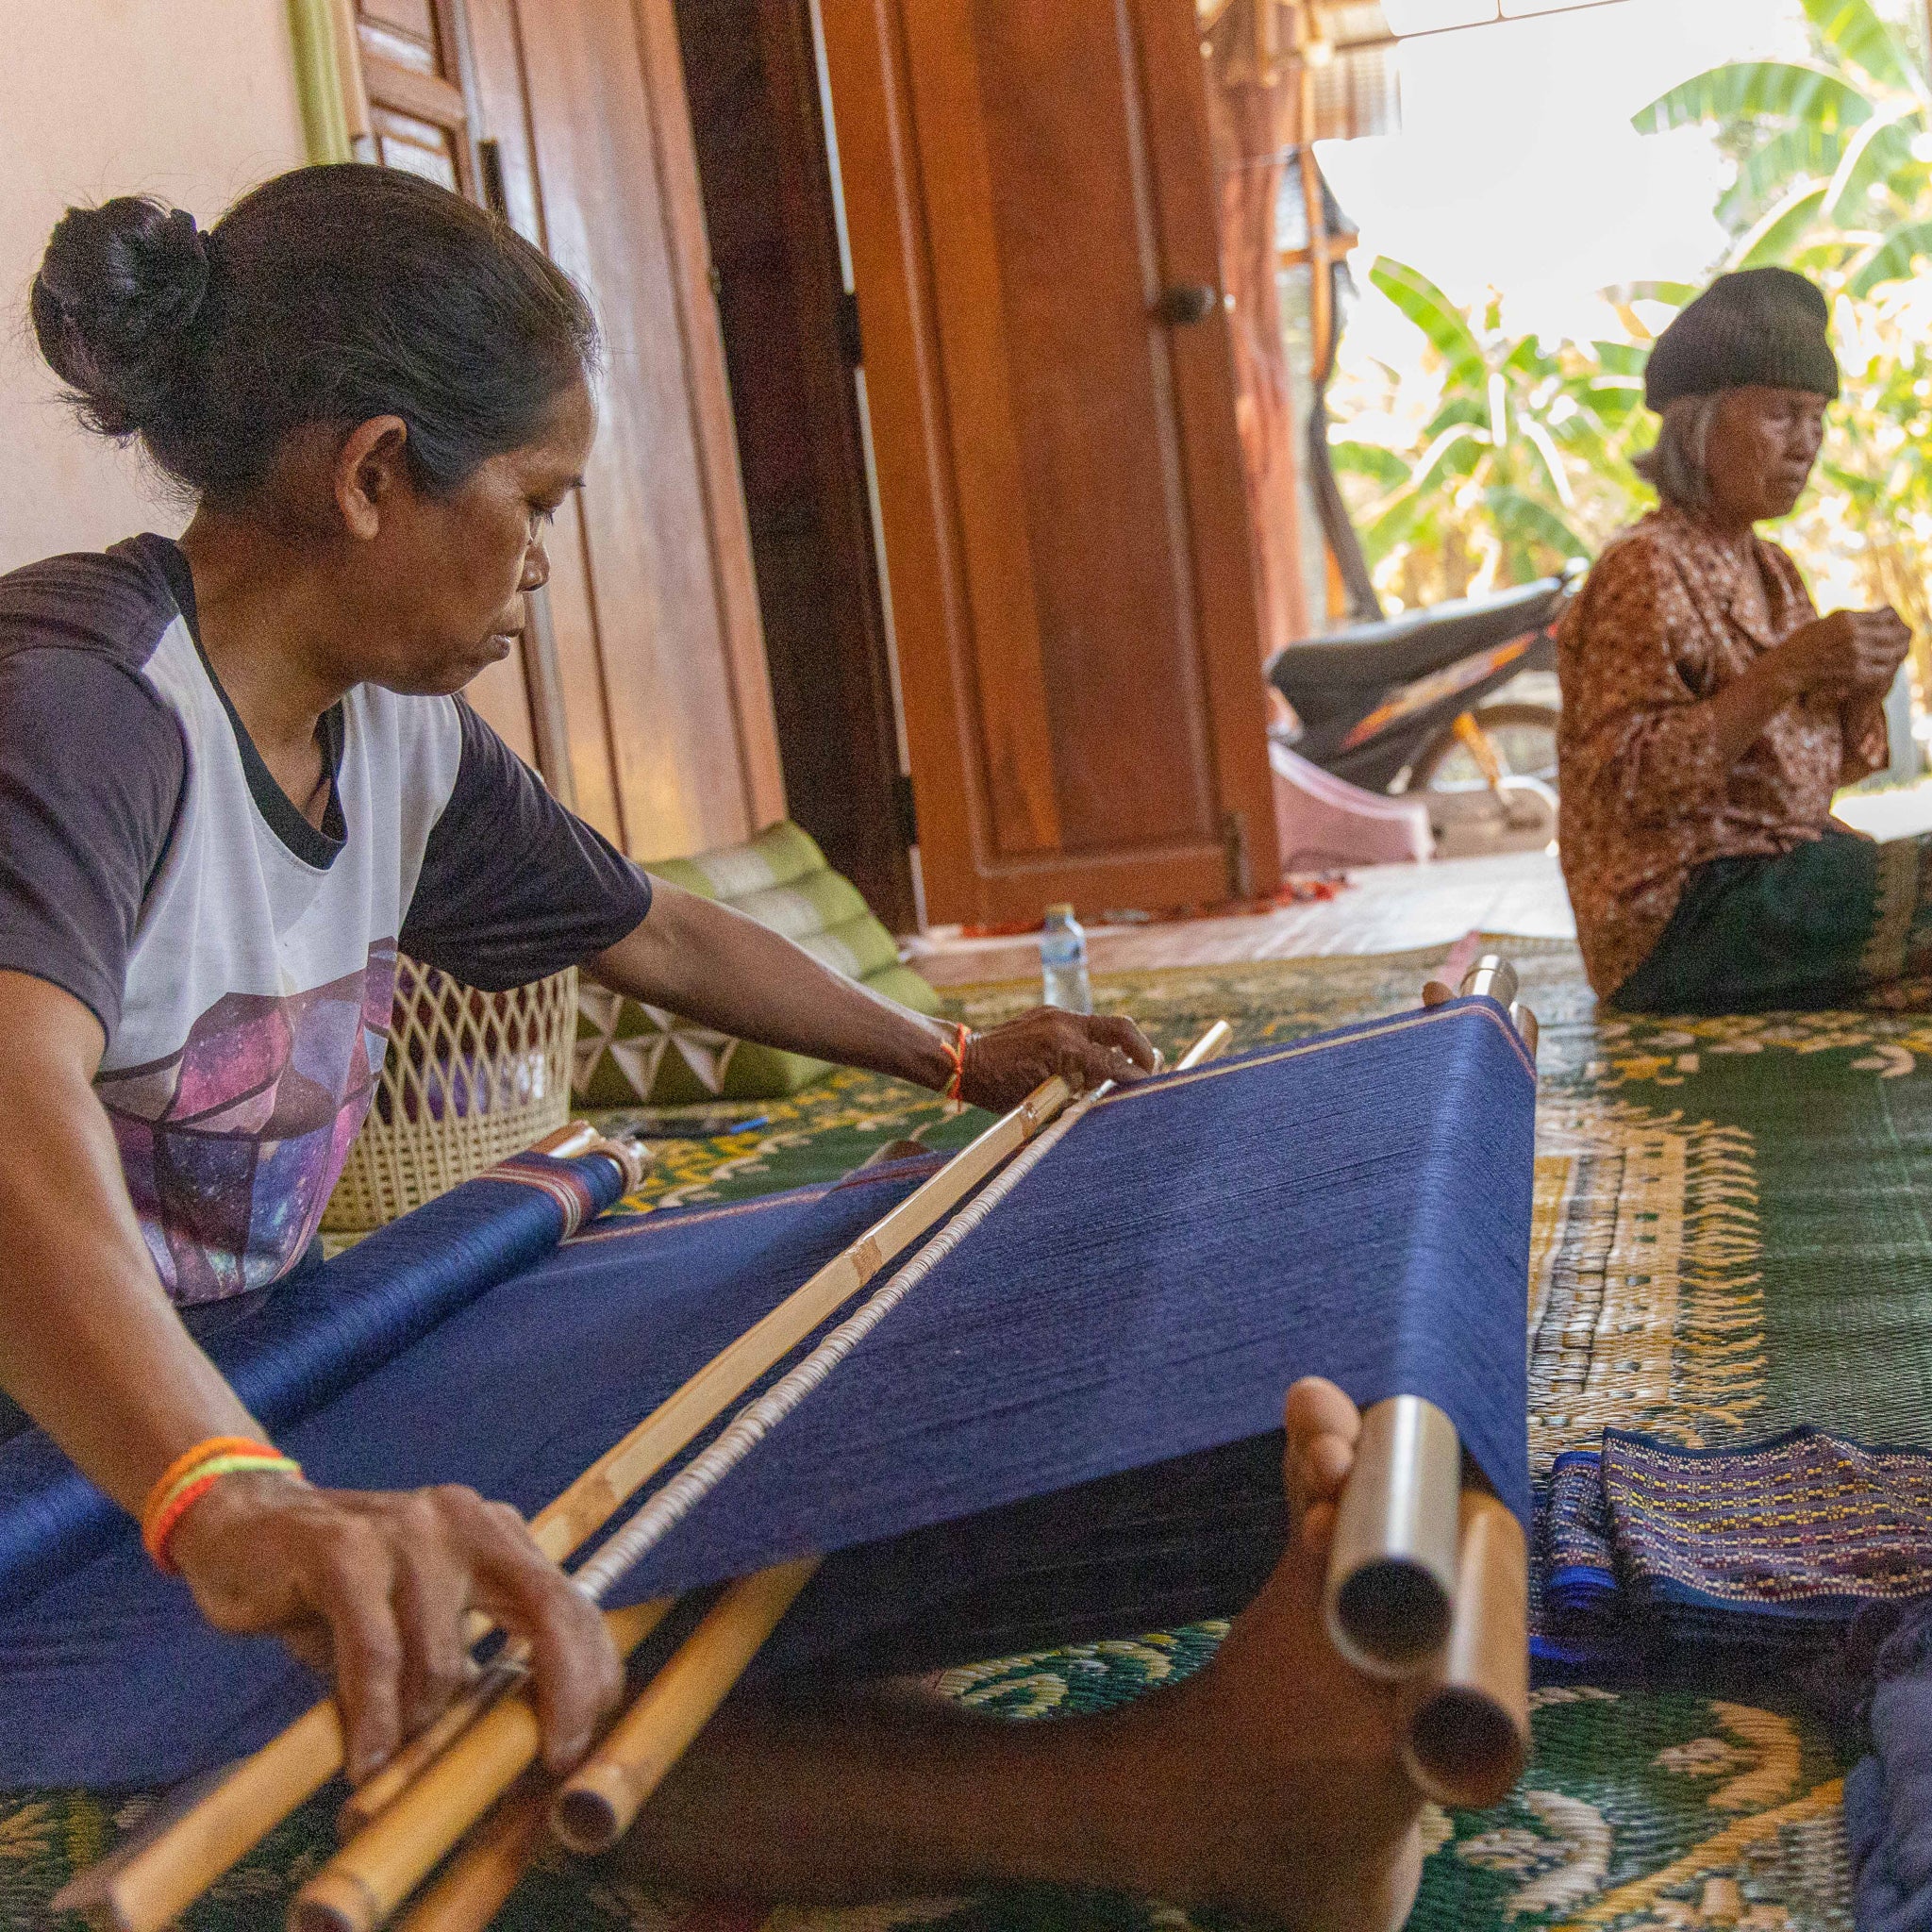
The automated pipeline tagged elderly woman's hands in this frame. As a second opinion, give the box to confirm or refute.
[959,1008,1158,1112]
[1775,607,1911,702]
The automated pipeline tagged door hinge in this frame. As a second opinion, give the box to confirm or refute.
[894,771,918,847]
[1223,809,1254,901]
[837,290,863,368]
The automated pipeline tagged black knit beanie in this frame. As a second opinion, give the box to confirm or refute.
[1644,267,1840,410]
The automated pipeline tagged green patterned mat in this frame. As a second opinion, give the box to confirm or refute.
[7,940,1894,1931]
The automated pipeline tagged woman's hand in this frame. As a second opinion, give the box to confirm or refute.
[958,1008,1158,1112]
[1774,607,1911,701]
[169,1471,623,1783]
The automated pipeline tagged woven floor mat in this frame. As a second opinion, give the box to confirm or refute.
[14,937,1904,1930]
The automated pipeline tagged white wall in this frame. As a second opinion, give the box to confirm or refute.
[0,2,308,571]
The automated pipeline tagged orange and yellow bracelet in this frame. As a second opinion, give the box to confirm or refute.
[140,1435,304,1572]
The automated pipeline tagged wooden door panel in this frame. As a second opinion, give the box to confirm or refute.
[954,3,1218,851]
[1140,0,1283,855]
[674,0,920,931]
[897,5,1060,858]
[514,0,778,858]
[362,0,784,859]
[464,0,625,840]
[821,0,1278,922]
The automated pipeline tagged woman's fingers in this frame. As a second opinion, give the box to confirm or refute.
[1091,1011,1158,1075]
[387,1495,477,1740]
[457,1492,623,1772]
[302,1518,408,1783]
[962,1008,1159,1109]
[170,1476,620,1781]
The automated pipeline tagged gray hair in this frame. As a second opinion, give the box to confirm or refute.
[1632,392,1722,512]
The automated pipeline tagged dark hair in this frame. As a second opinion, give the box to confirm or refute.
[30,164,598,502]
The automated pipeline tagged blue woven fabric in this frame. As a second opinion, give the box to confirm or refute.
[1533,1426,1932,1674]
[610,1002,1535,1606]
[0,999,1534,1789]
[0,1151,628,1609]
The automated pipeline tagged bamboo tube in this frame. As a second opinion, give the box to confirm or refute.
[533,1120,599,1159]
[1400,1489,1529,1810]
[63,1080,1073,1932]
[1323,1395,1462,1678]
[552,1557,821,1856]
[391,1778,553,1932]
[288,1600,668,1932]
[1507,1002,1540,1062]
[338,1656,527,1840]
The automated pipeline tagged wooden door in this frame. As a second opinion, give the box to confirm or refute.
[819,0,1280,924]
[349,0,787,859]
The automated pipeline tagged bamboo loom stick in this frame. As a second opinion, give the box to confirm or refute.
[552,1558,821,1855]
[311,1019,1235,1931]
[391,1776,553,1932]
[338,1655,528,1840]
[289,1601,670,1932]
[57,1081,1074,1932]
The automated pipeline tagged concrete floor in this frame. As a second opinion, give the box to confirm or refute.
[908,848,1576,989]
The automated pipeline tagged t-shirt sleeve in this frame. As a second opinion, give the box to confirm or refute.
[399,700,653,990]
[0,647,187,1037]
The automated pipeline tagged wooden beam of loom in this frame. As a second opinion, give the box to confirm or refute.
[58,1080,1076,1932]
[305,1020,1236,1932]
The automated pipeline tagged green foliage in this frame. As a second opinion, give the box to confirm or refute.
[1327,0,1932,643]
[1326,259,1653,609]
[1632,0,1932,290]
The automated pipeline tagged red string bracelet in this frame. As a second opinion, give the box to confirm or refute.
[941,1022,971,1106]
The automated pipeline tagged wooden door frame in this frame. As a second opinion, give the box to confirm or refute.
[818,0,1280,924]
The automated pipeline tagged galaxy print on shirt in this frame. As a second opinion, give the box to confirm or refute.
[95,943,397,1305]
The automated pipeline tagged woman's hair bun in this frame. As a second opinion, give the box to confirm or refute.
[30,197,210,440]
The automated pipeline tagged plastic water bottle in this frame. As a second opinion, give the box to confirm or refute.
[1040,904,1093,1014]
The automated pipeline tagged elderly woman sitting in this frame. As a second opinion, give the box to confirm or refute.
[1557,267,1913,1011]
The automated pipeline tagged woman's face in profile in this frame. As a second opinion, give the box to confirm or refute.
[1704,386,1828,528]
[347,377,597,699]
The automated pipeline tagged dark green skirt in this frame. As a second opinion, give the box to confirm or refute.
[1610,826,1932,1012]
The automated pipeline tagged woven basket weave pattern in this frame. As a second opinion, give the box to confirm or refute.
[322,958,577,1232]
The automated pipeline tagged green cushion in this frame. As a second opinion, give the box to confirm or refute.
[573,822,940,1107]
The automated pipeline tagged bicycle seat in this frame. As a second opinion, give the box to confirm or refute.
[1269,575,1574,703]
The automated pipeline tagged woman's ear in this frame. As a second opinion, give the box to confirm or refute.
[333,416,413,541]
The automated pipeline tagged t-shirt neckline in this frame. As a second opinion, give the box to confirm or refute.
[141,536,348,871]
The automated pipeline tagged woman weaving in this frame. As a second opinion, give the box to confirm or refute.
[2,168,1429,1928]
[1557,267,1919,1011]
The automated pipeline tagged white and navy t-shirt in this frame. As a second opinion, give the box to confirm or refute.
[0,535,651,1305]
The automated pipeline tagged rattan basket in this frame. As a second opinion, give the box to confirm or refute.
[322,957,579,1233]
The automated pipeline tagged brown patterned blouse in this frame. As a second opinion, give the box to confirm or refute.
[1556,504,1887,998]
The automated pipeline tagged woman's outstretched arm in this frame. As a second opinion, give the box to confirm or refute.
[589,881,1158,1111]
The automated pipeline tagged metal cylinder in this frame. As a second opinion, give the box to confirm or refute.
[1458,955,1519,1007]
[1323,1395,1462,1678]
